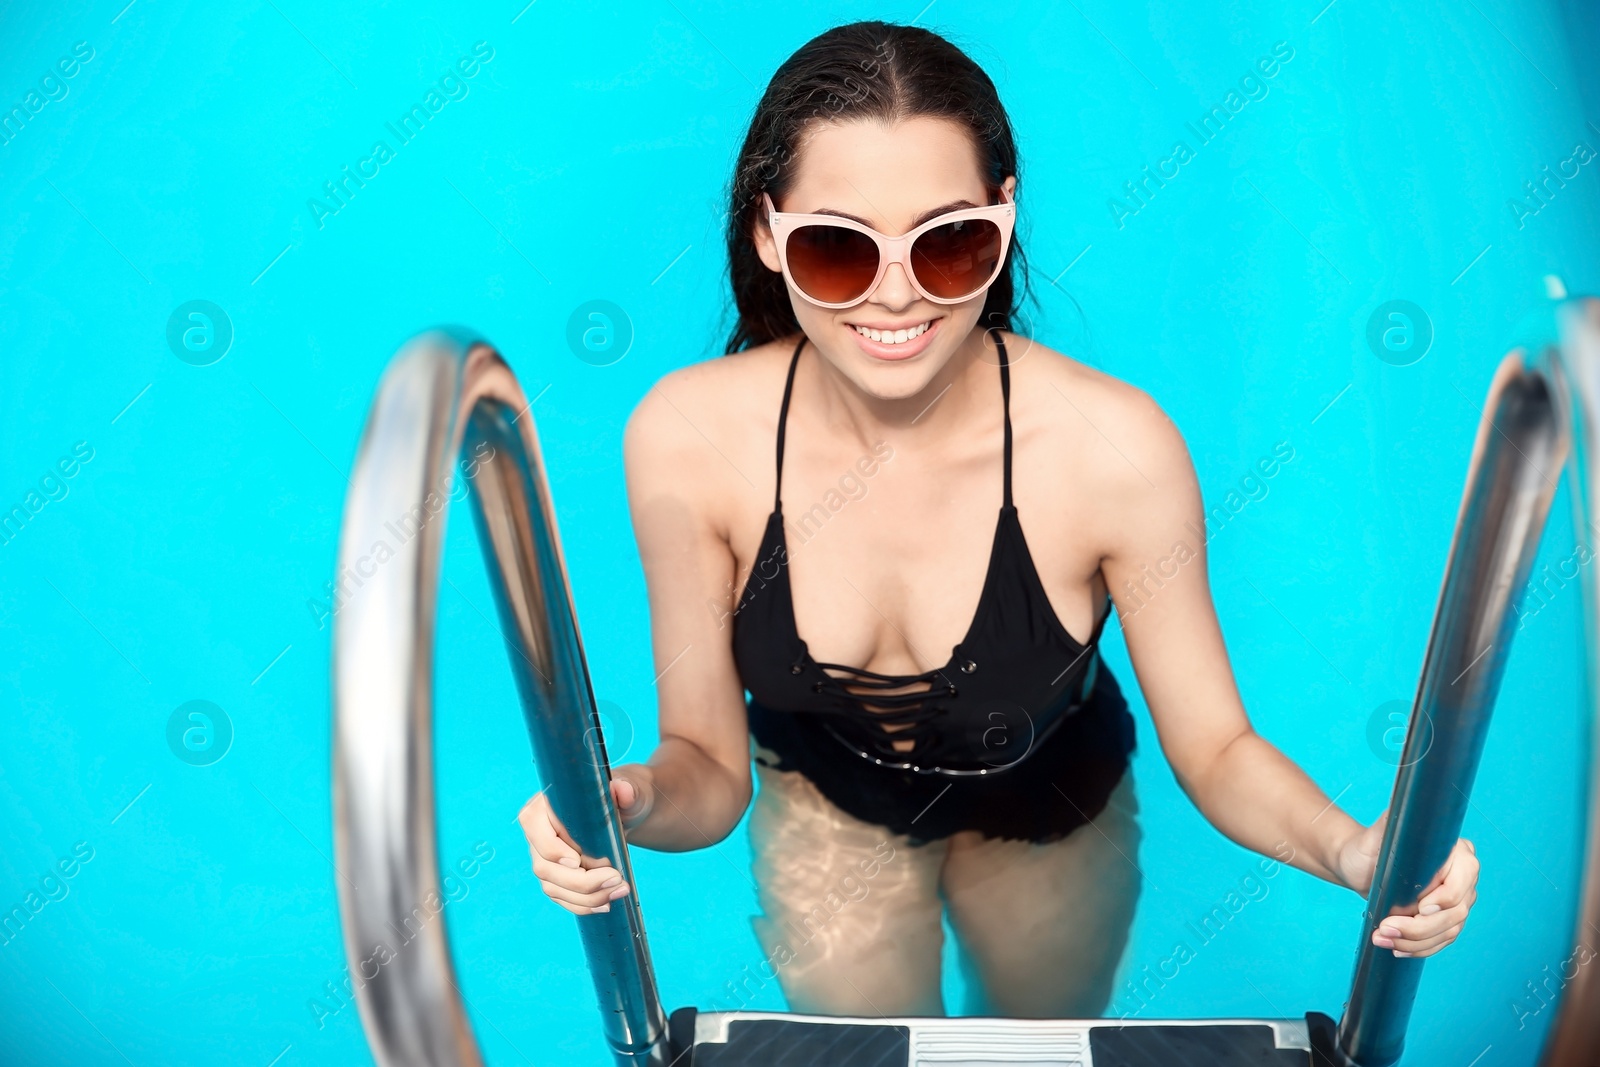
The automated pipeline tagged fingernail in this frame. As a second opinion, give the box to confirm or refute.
[1373,936,1395,948]
[559,856,580,869]
[592,904,610,914]
[1379,925,1402,938]
[1393,950,1411,958]
[600,876,622,889]
[1419,904,1441,916]
[607,885,631,900]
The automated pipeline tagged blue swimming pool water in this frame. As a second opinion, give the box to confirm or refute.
[3,1,1600,1064]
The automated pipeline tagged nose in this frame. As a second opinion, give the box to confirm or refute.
[867,258,917,313]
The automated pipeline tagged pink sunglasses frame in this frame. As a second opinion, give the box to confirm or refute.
[761,185,1017,309]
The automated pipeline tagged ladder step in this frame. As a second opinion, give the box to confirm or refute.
[670,1008,1342,1066]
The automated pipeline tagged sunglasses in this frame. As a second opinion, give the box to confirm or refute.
[762,186,1016,309]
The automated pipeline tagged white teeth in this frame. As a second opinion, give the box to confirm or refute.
[853,320,931,345]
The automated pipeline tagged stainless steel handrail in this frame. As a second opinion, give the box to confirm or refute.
[1334,296,1600,1066]
[1537,296,1600,1067]
[331,329,669,1067]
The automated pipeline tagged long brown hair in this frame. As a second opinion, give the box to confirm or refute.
[722,21,1036,354]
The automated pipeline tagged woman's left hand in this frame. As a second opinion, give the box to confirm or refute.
[1335,810,1480,958]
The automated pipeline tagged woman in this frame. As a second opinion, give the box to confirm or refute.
[518,20,1479,1018]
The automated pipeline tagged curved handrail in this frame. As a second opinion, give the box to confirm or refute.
[330,329,668,1066]
[1333,296,1600,1066]
[1538,296,1600,1067]
[1333,344,1565,1065]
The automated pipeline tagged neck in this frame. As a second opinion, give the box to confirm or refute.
[801,324,1001,453]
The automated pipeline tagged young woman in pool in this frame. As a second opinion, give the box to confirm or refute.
[518,20,1479,1017]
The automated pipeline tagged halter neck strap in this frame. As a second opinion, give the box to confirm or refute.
[994,327,1014,508]
[773,334,805,512]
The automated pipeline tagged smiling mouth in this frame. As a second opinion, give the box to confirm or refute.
[851,320,933,346]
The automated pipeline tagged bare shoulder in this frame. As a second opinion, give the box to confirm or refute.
[1004,330,1195,494]
[623,334,794,463]
[622,335,797,522]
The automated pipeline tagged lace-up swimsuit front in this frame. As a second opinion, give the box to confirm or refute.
[731,330,1137,844]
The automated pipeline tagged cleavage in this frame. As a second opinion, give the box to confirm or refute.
[782,506,995,685]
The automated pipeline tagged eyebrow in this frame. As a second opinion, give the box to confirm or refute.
[810,199,980,229]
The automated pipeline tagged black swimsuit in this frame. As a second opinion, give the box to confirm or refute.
[731,329,1137,844]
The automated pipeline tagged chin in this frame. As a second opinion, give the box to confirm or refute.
[847,346,953,402]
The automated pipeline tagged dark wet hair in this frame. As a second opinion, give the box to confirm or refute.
[722,20,1036,354]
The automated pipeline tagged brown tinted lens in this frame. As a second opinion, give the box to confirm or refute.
[786,224,880,304]
[911,218,1002,300]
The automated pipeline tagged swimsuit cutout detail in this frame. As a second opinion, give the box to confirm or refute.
[731,329,1137,843]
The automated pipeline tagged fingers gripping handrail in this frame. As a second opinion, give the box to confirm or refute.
[331,329,668,1067]
[1331,296,1600,1067]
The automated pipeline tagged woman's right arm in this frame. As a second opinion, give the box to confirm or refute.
[518,368,756,914]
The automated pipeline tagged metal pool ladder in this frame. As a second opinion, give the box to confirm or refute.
[330,298,1600,1066]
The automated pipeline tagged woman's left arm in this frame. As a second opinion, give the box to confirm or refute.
[1092,388,1479,958]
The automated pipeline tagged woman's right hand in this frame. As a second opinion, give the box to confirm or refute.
[517,764,654,915]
